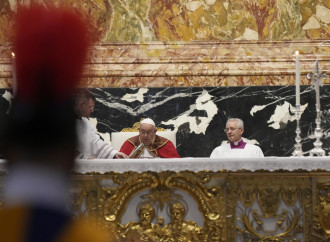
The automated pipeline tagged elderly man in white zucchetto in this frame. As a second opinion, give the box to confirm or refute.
[120,118,180,158]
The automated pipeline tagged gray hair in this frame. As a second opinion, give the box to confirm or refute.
[227,118,244,129]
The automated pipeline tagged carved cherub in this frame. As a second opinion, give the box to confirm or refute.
[122,203,160,242]
[162,202,202,242]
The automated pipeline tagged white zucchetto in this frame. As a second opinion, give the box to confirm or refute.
[140,118,156,127]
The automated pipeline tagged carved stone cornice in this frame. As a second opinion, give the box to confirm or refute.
[1,40,329,88]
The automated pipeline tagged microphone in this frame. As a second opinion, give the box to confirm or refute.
[128,143,144,158]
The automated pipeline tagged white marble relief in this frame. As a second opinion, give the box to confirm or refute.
[96,98,137,116]
[97,89,190,116]
[250,104,267,116]
[267,101,308,129]
[316,5,330,24]
[234,28,258,41]
[185,1,204,12]
[205,0,216,6]
[302,16,321,30]
[249,86,312,118]
[162,90,218,134]
[212,86,251,104]
[138,91,191,114]
[2,90,12,114]
[249,90,295,117]
[121,88,148,103]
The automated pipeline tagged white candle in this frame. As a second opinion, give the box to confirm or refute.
[314,61,320,111]
[11,52,17,96]
[295,51,300,107]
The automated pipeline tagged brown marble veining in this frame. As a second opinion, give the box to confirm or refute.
[62,0,113,42]
[0,0,329,88]
[1,40,329,88]
[68,40,330,88]
[0,1,15,42]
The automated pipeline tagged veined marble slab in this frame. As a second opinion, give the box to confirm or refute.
[1,86,329,157]
[0,41,329,88]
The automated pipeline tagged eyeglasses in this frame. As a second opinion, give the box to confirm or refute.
[140,130,154,136]
[224,128,240,133]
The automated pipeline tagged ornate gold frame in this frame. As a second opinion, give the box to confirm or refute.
[66,171,330,241]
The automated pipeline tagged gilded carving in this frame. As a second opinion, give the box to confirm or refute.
[99,171,225,241]
[239,181,256,208]
[121,119,166,132]
[13,171,324,242]
[317,181,330,237]
[226,176,311,241]
[122,203,161,241]
[162,202,202,241]
[237,208,303,241]
[282,187,298,208]
[257,186,281,217]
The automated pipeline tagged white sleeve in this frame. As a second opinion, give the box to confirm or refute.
[255,146,264,157]
[210,146,220,158]
[76,119,89,159]
[88,123,118,159]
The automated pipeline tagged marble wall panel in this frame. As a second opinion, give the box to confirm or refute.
[1,41,329,88]
[0,1,329,89]
[1,86,329,157]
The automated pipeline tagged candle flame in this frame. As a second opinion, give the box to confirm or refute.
[295,51,299,56]
[11,52,15,58]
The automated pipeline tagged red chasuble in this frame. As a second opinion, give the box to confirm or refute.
[120,135,180,158]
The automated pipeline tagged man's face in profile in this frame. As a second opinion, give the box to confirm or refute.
[225,120,244,142]
[79,98,95,118]
[139,123,156,146]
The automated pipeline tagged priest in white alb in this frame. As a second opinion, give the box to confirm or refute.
[210,118,264,158]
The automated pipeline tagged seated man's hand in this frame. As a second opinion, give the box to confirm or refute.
[115,152,128,159]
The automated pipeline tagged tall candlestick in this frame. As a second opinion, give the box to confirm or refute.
[307,60,327,156]
[292,51,303,156]
[295,51,300,107]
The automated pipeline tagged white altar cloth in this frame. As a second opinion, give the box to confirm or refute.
[0,157,329,174]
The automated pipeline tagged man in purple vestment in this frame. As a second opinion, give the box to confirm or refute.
[210,118,264,158]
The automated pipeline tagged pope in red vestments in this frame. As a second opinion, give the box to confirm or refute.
[120,118,180,158]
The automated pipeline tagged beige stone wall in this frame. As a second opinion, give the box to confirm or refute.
[0,0,329,87]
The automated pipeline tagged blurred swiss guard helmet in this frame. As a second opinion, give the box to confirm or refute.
[3,5,89,167]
